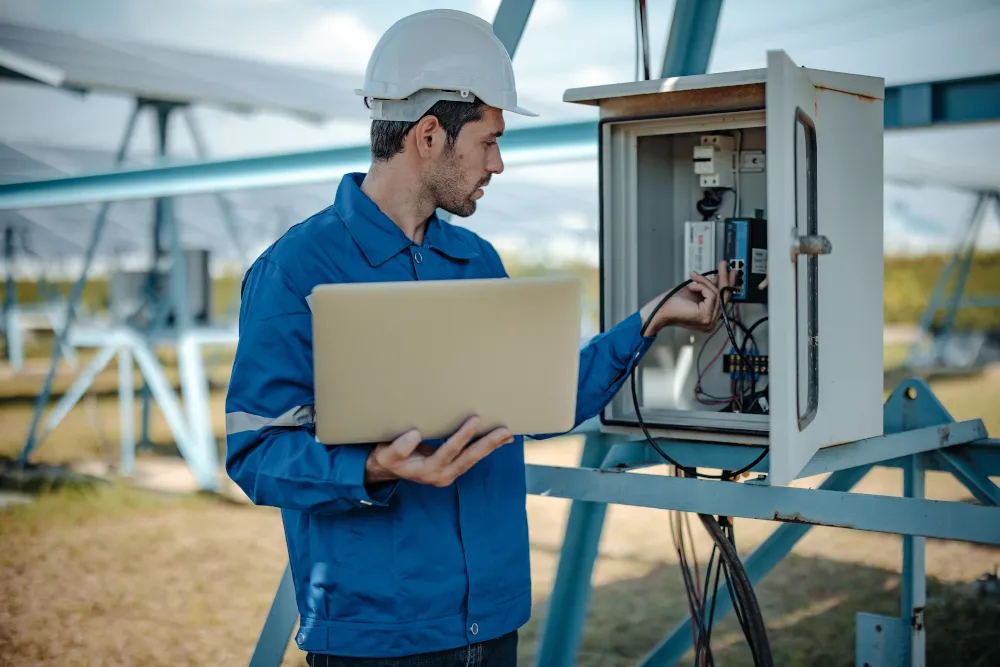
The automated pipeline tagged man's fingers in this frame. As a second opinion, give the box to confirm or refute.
[442,427,513,482]
[716,260,732,300]
[430,415,482,464]
[380,428,423,465]
[688,270,722,296]
[688,280,717,310]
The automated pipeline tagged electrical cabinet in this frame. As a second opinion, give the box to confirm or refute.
[563,51,885,485]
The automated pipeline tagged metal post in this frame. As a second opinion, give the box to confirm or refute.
[2,226,23,372]
[129,337,199,473]
[906,192,988,367]
[660,0,724,79]
[19,100,143,464]
[901,455,926,667]
[156,102,218,490]
[899,385,926,667]
[178,332,219,491]
[182,107,251,267]
[118,345,135,476]
[533,432,612,667]
[491,0,535,58]
[934,193,988,358]
[248,564,299,667]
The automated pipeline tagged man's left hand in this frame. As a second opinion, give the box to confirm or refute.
[640,260,734,337]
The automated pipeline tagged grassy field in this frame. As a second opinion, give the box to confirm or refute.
[12,250,1000,331]
[1,349,999,665]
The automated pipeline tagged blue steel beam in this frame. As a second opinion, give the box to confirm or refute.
[0,74,998,210]
[885,72,1000,130]
[523,465,1000,545]
[935,449,1000,506]
[596,419,986,478]
[491,0,535,58]
[0,123,596,210]
[533,432,613,667]
[660,0,723,78]
[248,564,298,667]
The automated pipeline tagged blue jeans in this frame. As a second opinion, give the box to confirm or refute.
[305,631,518,667]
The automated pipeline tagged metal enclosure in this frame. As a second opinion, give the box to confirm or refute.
[563,51,886,485]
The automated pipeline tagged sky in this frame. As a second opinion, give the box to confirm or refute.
[0,0,999,270]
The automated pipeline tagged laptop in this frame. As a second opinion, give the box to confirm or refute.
[310,276,582,445]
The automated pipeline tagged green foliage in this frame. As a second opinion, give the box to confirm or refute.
[884,251,1000,330]
[8,251,1000,329]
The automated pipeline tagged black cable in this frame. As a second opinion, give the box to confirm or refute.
[632,271,768,479]
[704,544,725,661]
[737,317,769,413]
[700,514,773,667]
[673,512,711,667]
[717,519,752,654]
[696,543,723,667]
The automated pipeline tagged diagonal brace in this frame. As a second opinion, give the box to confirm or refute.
[934,449,1000,506]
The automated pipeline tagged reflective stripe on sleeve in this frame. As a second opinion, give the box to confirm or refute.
[226,405,315,435]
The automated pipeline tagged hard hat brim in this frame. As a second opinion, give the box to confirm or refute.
[506,104,538,118]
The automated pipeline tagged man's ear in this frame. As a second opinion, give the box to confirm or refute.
[412,115,444,159]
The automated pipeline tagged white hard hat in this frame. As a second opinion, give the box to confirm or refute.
[356,9,538,122]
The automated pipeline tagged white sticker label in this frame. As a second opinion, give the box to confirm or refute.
[751,248,767,274]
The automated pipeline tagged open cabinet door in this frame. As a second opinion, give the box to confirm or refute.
[765,50,885,486]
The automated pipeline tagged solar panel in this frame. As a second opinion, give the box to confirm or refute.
[0,22,361,123]
[0,140,341,266]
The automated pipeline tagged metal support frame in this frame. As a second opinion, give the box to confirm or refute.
[491,0,535,59]
[245,378,997,667]
[884,72,1000,130]
[905,190,1000,370]
[2,65,997,211]
[1,226,23,371]
[182,108,252,267]
[13,96,227,492]
[660,0,723,78]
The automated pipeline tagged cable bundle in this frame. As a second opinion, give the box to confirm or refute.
[633,270,774,665]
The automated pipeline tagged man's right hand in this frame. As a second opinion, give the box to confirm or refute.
[364,416,514,487]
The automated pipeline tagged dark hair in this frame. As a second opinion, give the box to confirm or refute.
[368,97,485,162]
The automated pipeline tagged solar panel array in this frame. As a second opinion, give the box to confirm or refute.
[0,140,605,273]
[0,21,360,122]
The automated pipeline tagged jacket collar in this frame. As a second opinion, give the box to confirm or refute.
[336,173,479,267]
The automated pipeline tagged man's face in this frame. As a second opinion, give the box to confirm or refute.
[426,106,505,217]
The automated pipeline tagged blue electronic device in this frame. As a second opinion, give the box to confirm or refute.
[723,217,768,304]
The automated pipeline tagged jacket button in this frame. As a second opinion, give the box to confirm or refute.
[413,251,423,264]
[470,623,478,635]
[296,632,304,644]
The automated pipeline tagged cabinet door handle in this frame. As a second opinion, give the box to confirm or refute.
[791,234,832,262]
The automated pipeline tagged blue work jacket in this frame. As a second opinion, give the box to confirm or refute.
[225,172,654,657]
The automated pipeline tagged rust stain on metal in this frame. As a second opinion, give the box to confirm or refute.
[911,606,925,631]
[773,511,824,526]
[938,424,951,444]
[814,84,879,103]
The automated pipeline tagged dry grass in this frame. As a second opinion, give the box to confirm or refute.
[0,357,998,666]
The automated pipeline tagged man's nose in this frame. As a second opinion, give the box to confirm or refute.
[487,147,504,175]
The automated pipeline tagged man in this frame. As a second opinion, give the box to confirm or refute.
[225,8,732,666]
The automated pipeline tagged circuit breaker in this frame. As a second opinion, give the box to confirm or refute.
[563,51,886,485]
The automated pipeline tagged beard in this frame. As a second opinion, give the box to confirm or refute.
[427,151,487,218]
